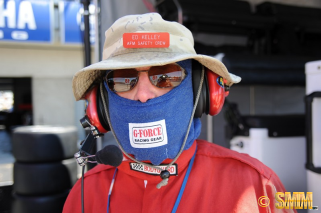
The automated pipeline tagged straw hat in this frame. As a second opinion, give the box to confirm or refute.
[72,13,241,100]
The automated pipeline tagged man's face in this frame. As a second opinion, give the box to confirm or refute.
[116,66,173,102]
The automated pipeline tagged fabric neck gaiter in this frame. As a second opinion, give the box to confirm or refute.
[105,60,201,165]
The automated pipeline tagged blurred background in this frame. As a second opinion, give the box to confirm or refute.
[0,0,321,212]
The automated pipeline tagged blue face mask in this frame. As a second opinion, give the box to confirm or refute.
[105,59,201,165]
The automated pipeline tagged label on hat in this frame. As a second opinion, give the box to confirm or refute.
[123,33,170,48]
[129,119,168,148]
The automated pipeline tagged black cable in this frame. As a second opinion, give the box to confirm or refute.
[81,165,85,213]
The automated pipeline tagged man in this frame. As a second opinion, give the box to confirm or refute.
[63,13,295,213]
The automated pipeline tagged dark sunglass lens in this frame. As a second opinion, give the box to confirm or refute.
[149,64,185,88]
[105,69,138,92]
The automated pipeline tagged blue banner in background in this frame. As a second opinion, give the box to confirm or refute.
[0,0,52,42]
[60,1,95,44]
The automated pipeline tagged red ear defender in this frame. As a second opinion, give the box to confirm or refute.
[192,60,229,118]
[80,85,110,134]
[206,68,229,116]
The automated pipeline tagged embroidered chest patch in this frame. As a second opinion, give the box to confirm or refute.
[129,163,178,176]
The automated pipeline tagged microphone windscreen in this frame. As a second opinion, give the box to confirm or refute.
[95,145,123,167]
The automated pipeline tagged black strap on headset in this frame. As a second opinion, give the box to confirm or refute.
[192,60,209,118]
[97,83,111,131]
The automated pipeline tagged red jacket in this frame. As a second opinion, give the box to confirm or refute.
[63,140,296,213]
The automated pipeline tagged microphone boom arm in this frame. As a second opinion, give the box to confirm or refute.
[74,132,98,167]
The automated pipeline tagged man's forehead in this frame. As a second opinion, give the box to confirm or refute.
[135,66,151,71]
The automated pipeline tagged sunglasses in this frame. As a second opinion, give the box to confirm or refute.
[104,64,187,92]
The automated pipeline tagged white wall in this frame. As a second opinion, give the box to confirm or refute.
[0,44,89,126]
[32,77,74,125]
[0,45,83,78]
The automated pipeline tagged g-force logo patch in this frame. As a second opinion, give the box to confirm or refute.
[129,119,168,148]
[130,163,178,176]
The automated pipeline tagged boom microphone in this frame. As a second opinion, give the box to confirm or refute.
[95,145,123,167]
[74,145,123,167]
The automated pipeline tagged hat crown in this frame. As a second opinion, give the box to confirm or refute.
[102,13,195,60]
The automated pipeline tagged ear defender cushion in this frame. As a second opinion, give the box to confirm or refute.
[192,60,209,118]
[96,84,111,132]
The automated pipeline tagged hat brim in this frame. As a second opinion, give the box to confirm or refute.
[72,51,241,100]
